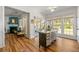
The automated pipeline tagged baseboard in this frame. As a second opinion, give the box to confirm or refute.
[77,40,79,43]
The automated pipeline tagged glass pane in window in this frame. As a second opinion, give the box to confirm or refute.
[64,17,73,35]
[53,18,61,34]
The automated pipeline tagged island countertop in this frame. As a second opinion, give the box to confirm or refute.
[38,30,57,34]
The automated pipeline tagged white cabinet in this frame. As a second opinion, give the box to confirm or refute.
[46,32,56,46]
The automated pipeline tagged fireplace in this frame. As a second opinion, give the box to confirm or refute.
[10,27,17,33]
[8,16,19,33]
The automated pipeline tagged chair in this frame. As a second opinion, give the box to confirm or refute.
[17,27,25,36]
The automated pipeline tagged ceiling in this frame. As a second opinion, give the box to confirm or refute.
[5,7,28,17]
[38,6,76,15]
[5,6,76,17]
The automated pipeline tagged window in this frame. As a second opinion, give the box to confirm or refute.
[52,16,74,36]
[53,18,61,34]
[64,17,73,35]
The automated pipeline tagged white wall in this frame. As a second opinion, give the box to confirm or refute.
[5,16,9,33]
[77,7,79,41]
[9,6,45,38]
[0,6,5,48]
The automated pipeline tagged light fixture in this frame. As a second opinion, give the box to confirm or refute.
[51,9,55,12]
[48,6,57,12]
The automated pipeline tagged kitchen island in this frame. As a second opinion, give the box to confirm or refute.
[39,31,56,48]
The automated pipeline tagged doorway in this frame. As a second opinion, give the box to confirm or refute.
[5,6,30,38]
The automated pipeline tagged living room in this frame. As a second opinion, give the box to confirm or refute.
[5,7,30,37]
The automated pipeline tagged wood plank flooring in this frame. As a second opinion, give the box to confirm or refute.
[0,34,79,52]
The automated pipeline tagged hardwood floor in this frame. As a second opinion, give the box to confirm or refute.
[0,34,79,52]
